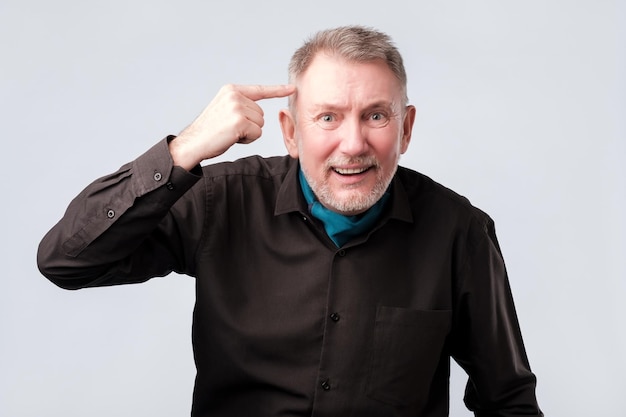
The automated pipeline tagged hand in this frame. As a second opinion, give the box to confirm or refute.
[169,84,296,170]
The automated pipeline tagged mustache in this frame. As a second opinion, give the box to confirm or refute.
[325,155,380,168]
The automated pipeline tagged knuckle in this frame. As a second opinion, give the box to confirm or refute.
[220,84,240,100]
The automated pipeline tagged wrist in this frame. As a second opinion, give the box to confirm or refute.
[168,135,199,171]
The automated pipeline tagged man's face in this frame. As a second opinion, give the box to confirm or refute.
[280,53,416,215]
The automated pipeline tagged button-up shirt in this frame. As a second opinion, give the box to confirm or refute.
[38,138,542,416]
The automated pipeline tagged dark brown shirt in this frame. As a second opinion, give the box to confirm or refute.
[38,138,542,417]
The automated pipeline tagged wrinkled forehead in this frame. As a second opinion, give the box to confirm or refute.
[291,54,404,110]
[289,52,407,111]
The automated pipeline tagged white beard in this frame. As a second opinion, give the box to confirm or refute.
[300,154,398,215]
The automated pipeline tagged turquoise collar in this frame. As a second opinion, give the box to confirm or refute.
[298,169,390,247]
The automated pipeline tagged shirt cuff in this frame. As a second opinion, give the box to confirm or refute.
[131,136,201,197]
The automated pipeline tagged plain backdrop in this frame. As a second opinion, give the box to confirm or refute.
[1,1,624,416]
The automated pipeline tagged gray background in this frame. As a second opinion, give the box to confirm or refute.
[1,0,624,416]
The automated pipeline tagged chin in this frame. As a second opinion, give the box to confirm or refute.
[323,190,381,216]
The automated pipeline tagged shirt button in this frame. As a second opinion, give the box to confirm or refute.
[320,379,331,391]
[153,172,162,182]
[165,182,174,190]
[106,209,115,219]
[330,312,340,322]
[338,249,346,257]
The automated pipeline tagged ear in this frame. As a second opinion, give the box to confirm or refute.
[279,109,299,158]
[400,105,417,154]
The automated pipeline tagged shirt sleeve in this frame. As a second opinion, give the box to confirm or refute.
[450,215,543,416]
[37,137,204,289]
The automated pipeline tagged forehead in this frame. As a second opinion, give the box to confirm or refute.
[296,53,403,108]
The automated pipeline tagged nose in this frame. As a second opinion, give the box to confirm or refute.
[338,118,369,156]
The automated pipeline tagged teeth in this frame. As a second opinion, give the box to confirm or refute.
[334,167,369,175]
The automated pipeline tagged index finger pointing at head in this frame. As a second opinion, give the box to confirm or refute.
[237,84,296,101]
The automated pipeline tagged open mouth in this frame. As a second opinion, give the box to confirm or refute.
[332,166,373,176]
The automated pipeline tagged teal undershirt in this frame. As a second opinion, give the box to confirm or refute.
[298,169,390,247]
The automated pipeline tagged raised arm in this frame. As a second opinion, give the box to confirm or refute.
[37,84,295,289]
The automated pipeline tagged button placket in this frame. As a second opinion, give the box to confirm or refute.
[314,246,349,405]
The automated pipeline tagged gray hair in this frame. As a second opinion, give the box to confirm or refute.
[288,26,408,108]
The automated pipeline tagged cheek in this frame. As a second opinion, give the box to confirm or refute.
[370,130,403,162]
[298,128,337,162]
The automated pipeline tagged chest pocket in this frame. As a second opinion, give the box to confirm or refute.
[366,306,452,408]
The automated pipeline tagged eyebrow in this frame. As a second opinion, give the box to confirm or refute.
[309,100,397,113]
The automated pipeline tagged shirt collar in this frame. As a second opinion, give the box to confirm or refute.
[274,157,413,224]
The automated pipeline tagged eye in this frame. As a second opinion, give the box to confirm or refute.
[365,111,390,127]
[315,113,340,130]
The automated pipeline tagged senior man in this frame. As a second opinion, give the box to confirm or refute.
[38,26,542,416]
